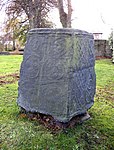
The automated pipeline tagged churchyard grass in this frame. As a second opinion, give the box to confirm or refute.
[0,56,114,150]
[0,55,22,76]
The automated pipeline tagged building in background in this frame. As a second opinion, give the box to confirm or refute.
[93,33,103,40]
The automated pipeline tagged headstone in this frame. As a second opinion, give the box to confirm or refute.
[17,28,96,122]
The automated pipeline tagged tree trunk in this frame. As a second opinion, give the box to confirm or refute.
[57,0,72,28]
[12,31,16,50]
[67,0,72,28]
[22,0,42,29]
[57,0,67,28]
[113,49,114,63]
[12,39,16,51]
[112,31,114,63]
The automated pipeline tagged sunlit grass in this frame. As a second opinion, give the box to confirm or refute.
[95,59,114,88]
[0,55,22,76]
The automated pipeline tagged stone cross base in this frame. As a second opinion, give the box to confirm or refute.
[17,28,96,122]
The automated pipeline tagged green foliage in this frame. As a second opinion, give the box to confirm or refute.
[0,56,114,150]
[5,18,29,47]
[15,23,29,46]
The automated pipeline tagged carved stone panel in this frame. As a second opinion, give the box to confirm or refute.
[17,28,96,122]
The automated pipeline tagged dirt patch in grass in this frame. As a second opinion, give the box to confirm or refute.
[18,108,90,133]
[96,56,112,60]
[0,73,19,85]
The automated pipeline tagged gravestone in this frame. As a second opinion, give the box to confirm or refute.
[17,28,96,122]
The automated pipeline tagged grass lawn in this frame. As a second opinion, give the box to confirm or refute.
[0,56,114,150]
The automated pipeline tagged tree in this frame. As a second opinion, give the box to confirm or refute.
[0,41,4,52]
[1,0,73,29]
[5,0,57,29]
[108,31,114,63]
[4,15,28,50]
[57,0,72,28]
[108,31,113,50]
[0,0,56,29]
[0,0,56,50]
[0,0,73,51]
[5,18,18,50]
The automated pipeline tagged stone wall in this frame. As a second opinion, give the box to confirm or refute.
[94,40,112,59]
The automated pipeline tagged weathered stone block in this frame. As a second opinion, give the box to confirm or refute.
[17,28,96,122]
